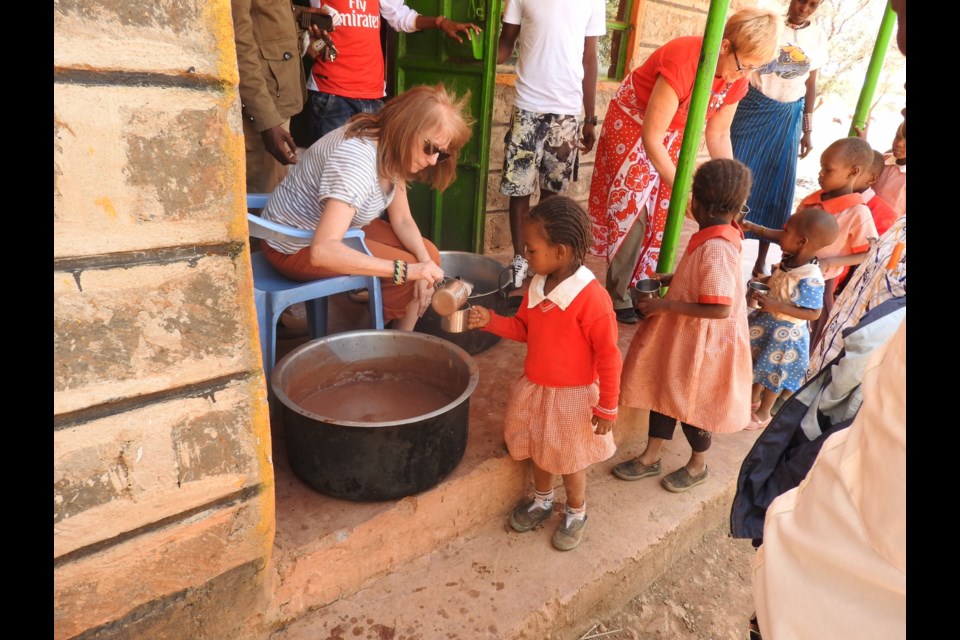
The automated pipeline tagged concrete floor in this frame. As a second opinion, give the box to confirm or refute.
[262,222,779,638]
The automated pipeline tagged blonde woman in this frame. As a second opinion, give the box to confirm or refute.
[587,8,781,324]
[261,84,472,331]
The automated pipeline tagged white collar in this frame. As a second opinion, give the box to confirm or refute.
[527,265,596,311]
[861,187,876,200]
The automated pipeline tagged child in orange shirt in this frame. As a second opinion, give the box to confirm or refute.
[468,196,621,551]
[743,137,877,348]
[613,159,753,493]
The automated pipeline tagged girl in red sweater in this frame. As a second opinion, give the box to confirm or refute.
[468,197,622,551]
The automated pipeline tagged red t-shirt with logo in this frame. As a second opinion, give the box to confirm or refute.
[312,0,386,99]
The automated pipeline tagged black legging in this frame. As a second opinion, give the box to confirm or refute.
[648,410,712,453]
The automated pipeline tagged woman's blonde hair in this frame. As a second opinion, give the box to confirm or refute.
[724,8,782,64]
[344,84,474,191]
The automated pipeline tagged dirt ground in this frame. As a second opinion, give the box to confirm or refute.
[576,525,757,640]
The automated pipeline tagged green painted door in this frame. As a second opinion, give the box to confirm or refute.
[393,0,501,253]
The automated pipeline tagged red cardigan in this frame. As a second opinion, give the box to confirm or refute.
[484,279,621,419]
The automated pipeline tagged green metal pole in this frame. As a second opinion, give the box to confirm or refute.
[848,1,896,137]
[655,0,729,276]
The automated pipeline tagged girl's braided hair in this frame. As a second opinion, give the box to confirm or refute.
[527,196,592,265]
[691,158,753,215]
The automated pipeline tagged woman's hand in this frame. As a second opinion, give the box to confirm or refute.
[408,260,444,286]
[468,305,491,329]
[413,279,434,318]
[799,131,813,159]
[592,415,614,436]
[635,297,669,319]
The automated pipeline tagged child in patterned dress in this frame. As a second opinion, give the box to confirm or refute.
[613,159,754,493]
[745,208,839,430]
[467,196,621,551]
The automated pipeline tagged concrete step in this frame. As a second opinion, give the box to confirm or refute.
[270,417,760,640]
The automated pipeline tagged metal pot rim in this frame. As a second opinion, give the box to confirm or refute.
[271,329,480,428]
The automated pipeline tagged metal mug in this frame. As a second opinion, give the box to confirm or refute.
[634,278,661,299]
[748,281,770,309]
[440,306,472,333]
[432,278,474,317]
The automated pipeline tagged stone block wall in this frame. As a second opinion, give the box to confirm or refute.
[54,1,274,638]
[483,0,755,253]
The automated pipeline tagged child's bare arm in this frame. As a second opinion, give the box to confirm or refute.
[653,272,675,286]
[741,220,784,245]
[756,296,821,321]
[636,297,731,320]
[819,251,868,270]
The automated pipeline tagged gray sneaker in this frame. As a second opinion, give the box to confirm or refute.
[612,458,661,481]
[552,513,587,551]
[509,500,553,532]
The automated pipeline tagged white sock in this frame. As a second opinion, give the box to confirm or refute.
[565,502,586,523]
[531,489,554,511]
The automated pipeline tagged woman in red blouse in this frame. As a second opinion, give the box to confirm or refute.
[588,8,781,325]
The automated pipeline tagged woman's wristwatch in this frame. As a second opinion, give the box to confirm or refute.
[585,115,599,126]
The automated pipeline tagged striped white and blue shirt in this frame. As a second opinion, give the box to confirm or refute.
[261,127,394,254]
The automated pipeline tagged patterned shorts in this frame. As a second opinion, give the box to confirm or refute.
[500,107,581,197]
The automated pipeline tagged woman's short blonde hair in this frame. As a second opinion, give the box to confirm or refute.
[344,84,473,191]
[724,8,782,64]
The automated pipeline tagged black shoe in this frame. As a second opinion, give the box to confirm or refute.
[615,308,639,324]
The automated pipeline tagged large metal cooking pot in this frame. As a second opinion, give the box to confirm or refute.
[416,251,521,354]
[271,330,479,501]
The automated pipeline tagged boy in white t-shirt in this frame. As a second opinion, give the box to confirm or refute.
[497,0,606,287]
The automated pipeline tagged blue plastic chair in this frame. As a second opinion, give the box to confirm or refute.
[246,194,384,381]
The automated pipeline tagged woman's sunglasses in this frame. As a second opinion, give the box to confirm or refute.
[423,140,451,163]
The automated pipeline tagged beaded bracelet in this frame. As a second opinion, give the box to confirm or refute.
[393,259,409,286]
[435,15,446,28]
[802,113,813,133]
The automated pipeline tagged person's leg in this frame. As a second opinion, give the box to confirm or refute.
[561,468,586,510]
[509,461,556,532]
[499,107,541,286]
[751,382,764,408]
[307,92,380,147]
[755,387,780,424]
[659,423,711,492]
[606,208,648,320]
[680,423,711,476]
[611,409,673,479]
[554,468,588,551]
[508,195,530,257]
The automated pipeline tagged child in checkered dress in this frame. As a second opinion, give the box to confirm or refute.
[613,159,754,493]
[468,196,621,551]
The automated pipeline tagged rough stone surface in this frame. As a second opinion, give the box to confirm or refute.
[53,253,261,414]
[54,378,269,550]
[54,497,273,640]
[54,0,237,81]
[54,83,245,258]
